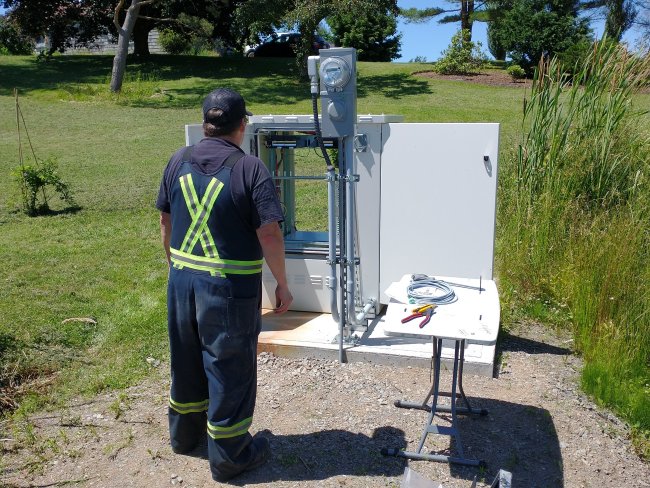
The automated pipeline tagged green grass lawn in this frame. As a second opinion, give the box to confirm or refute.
[0,54,648,450]
[0,54,527,407]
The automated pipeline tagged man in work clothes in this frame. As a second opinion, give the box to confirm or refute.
[156,88,293,482]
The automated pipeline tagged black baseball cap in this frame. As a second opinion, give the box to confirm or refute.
[202,88,252,125]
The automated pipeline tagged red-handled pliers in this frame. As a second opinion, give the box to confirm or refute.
[401,306,435,328]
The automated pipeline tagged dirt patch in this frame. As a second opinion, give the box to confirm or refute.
[1,323,648,487]
[416,70,532,89]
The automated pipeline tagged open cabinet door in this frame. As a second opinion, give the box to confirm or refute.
[379,123,500,303]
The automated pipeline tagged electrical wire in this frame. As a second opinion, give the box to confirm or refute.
[407,277,457,305]
[311,93,334,171]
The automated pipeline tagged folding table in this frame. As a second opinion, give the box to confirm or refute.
[381,275,500,467]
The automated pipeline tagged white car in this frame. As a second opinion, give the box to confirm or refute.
[244,43,258,56]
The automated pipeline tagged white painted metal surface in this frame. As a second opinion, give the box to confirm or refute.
[379,123,499,304]
[353,122,385,314]
[380,274,500,375]
[261,258,333,313]
[382,275,500,343]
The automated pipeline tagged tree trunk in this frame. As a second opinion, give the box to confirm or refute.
[132,19,152,56]
[605,0,636,41]
[110,1,145,92]
[461,0,475,39]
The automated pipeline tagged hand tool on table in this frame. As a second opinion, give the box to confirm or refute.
[401,304,436,328]
[412,304,437,314]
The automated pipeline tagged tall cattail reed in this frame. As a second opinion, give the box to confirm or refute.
[498,39,650,452]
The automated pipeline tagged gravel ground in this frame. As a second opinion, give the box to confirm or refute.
[1,323,648,488]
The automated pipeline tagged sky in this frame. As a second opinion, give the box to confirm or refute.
[394,0,647,62]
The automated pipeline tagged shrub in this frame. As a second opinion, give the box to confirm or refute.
[433,29,488,75]
[158,14,213,55]
[13,158,76,215]
[556,38,595,78]
[506,64,526,81]
[0,16,34,55]
[158,29,191,55]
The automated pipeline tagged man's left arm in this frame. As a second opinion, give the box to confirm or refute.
[256,222,292,314]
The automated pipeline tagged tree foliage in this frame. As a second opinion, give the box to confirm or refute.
[327,0,401,61]
[151,0,241,52]
[2,0,114,55]
[603,0,638,39]
[638,1,650,42]
[400,1,480,39]
[235,0,398,75]
[489,0,593,72]
[581,0,638,41]
[399,6,445,23]
[0,15,34,54]
[433,28,488,74]
[2,0,239,56]
[158,14,213,55]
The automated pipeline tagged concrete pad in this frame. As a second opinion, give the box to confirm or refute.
[260,310,496,376]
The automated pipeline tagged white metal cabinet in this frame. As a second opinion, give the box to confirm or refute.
[378,123,499,303]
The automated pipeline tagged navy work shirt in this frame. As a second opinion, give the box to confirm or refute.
[156,137,283,230]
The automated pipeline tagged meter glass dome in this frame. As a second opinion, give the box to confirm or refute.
[320,57,351,89]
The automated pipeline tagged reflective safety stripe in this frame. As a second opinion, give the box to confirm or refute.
[174,173,262,276]
[179,174,222,257]
[207,417,252,440]
[169,397,209,414]
[170,248,263,277]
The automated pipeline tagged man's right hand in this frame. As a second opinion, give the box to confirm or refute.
[274,284,293,314]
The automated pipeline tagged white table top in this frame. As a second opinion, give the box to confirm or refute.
[382,275,500,344]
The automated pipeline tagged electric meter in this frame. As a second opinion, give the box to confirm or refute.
[317,48,356,137]
[319,57,351,90]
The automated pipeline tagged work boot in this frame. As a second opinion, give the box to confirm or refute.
[244,436,271,473]
[212,436,271,482]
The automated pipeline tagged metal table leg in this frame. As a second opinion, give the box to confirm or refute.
[383,338,487,467]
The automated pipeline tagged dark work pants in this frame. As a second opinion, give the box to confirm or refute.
[167,267,261,479]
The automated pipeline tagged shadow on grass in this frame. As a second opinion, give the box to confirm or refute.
[22,205,83,218]
[0,54,297,100]
[139,73,308,111]
[0,332,25,415]
[1,54,432,109]
[0,331,21,358]
[358,72,432,99]
[0,55,112,95]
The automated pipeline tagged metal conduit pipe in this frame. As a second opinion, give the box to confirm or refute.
[338,161,347,363]
[342,145,374,328]
[327,167,340,325]
[345,144,357,328]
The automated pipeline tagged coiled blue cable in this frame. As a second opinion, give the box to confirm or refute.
[407,278,457,305]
